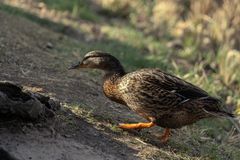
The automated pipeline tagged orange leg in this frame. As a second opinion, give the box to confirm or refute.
[160,128,171,143]
[118,122,155,129]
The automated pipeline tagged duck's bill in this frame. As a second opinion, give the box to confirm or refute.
[68,62,81,69]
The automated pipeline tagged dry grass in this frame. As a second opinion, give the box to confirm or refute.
[185,0,240,50]
[218,49,240,86]
[97,0,240,50]
[95,0,131,17]
[150,0,183,38]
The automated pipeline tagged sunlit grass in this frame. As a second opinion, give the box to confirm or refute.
[40,0,100,21]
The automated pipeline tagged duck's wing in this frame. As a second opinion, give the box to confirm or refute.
[118,68,210,110]
[146,69,209,99]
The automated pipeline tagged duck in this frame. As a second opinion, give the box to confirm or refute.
[69,50,234,142]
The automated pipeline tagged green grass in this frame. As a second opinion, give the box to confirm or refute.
[41,0,100,21]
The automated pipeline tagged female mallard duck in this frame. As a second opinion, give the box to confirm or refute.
[70,51,234,142]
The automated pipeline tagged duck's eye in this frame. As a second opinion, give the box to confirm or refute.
[82,57,98,67]
[82,58,92,65]
[82,60,88,65]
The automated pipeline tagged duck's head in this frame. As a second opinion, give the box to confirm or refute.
[69,51,125,73]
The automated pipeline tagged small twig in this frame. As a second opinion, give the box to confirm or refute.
[135,138,148,145]
[222,126,235,144]
[20,67,30,76]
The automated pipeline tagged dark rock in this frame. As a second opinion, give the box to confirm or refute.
[0,148,19,160]
[0,81,60,119]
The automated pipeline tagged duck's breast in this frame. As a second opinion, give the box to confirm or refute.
[103,79,126,105]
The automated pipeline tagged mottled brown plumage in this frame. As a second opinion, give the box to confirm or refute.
[70,50,234,142]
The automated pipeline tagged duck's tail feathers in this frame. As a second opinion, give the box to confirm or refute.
[202,108,235,118]
[199,97,235,118]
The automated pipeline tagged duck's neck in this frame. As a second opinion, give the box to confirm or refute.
[103,66,125,82]
[102,68,126,105]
